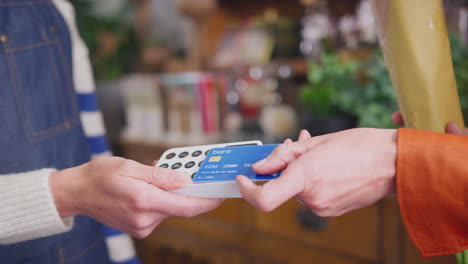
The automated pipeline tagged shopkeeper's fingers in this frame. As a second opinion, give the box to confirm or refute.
[445,122,468,136]
[126,162,192,190]
[391,111,405,126]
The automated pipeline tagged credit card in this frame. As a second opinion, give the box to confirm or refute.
[193,144,281,182]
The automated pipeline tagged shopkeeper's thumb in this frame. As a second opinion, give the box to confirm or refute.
[141,165,192,190]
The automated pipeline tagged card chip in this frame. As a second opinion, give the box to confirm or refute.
[208,156,222,162]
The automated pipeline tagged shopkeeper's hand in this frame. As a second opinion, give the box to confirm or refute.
[236,129,397,216]
[392,111,468,135]
[49,156,223,238]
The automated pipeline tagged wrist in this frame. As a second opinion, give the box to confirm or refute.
[49,166,82,217]
[381,129,398,195]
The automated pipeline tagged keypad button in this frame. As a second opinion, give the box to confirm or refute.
[171,162,182,169]
[191,172,196,179]
[205,149,210,155]
[198,161,203,167]
[166,153,176,159]
[185,161,196,169]
[159,163,169,168]
[179,151,189,158]
[192,150,202,157]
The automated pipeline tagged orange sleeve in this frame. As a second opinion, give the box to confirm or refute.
[397,128,468,257]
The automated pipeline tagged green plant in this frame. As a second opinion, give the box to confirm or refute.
[300,54,360,118]
[301,33,468,130]
[300,50,398,128]
[354,50,398,128]
[452,36,468,262]
[450,33,468,122]
[457,250,467,264]
[70,0,140,81]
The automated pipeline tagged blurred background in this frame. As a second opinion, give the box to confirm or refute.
[70,0,468,263]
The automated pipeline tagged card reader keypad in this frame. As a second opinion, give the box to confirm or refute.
[155,141,263,179]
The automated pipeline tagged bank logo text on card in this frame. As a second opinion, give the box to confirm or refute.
[194,144,281,182]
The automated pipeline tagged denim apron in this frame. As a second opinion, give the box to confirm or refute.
[0,1,110,263]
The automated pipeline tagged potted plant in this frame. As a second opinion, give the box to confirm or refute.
[300,34,468,134]
[300,49,399,136]
[352,49,398,128]
[300,53,359,135]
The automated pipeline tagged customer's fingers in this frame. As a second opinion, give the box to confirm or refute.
[237,165,304,212]
[253,134,328,175]
[298,129,312,141]
[445,122,468,136]
[252,142,308,174]
[391,111,404,126]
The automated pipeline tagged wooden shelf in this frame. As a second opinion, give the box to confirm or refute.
[207,58,308,77]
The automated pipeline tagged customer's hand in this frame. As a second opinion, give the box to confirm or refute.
[237,128,397,216]
[392,111,468,135]
[49,156,223,238]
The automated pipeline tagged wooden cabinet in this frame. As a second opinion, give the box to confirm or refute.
[122,141,456,264]
[255,202,378,260]
[248,236,368,264]
[135,228,245,264]
[403,233,456,264]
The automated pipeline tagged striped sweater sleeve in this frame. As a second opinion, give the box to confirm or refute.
[52,1,140,263]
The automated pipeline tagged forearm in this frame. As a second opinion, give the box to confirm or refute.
[397,128,468,256]
[0,169,73,245]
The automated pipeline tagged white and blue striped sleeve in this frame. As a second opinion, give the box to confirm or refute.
[52,1,140,263]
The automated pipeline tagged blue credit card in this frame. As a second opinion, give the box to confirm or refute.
[193,144,281,182]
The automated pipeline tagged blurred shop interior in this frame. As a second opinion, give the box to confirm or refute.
[71,0,467,263]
